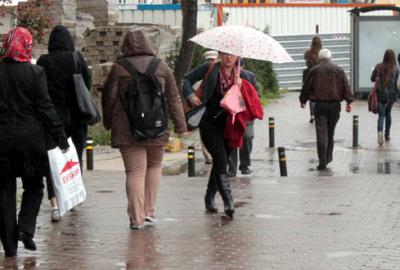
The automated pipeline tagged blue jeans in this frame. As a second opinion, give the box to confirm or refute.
[377,100,394,137]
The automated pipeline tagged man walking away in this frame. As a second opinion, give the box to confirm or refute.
[299,49,354,170]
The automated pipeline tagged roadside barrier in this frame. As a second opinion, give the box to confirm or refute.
[278,147,287,176]
[86,136,94,170]
[353,115,359,148]
[269,117,275,148]
[188,146,195,177]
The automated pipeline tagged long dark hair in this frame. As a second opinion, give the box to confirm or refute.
[304,36,322,67]
[382,49,396,89]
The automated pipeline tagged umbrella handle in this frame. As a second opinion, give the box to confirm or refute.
[236,57,241,76]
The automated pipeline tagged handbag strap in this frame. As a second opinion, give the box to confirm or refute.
[72,52,82,74]
[373,64,382,95]
[196,63,215,99]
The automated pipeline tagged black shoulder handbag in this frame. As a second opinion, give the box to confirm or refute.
[72,52,101,126]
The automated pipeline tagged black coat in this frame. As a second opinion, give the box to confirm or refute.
[0,59,69,176]
[37,25,92,110]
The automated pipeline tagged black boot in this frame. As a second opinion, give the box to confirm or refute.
[204,189,218,212]
[204,174,218,212]
[217,174,235,217]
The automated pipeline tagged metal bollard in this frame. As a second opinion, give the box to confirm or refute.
[269,117,275,148]
[86,135,94,170]
[353,115,358,148]
[188,146,195,177]
[278,147,287,177]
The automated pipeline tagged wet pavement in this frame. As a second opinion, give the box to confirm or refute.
[3,93,400,269]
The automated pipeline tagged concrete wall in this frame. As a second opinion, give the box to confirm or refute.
[0,6,15,34]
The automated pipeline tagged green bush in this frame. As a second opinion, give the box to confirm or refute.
[88,128,111,146]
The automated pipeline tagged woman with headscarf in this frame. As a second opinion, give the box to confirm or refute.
[0,27,69,257]
[371,49,400,145]
[303,35,322,124]
[182,52,263,217]
[102,28,187,229]
[37,25,92,221]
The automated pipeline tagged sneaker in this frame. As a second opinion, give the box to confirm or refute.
[309,116,314,123]
[378,132,384,146]
[70,203,81,212]
[51,209,61,221]
[130,224,143,230]
[145,215,156,223]
[385,136,391,141]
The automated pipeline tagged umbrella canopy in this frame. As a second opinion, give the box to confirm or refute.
[189,25,293,64]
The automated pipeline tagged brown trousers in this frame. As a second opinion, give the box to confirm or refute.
[120,144,165,227]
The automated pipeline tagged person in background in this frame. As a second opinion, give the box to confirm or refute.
[182,52,263,216]
[195,50,220,164]
[0,27,69,257]
[371,49,399,145]
[102,28,187,229]
[227,59,260,177]
[300,49,353,170]
[303,35,322,124]
[37,25,92,221]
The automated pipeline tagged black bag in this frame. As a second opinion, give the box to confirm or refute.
[72,52,101,126]
[116,57,169,140]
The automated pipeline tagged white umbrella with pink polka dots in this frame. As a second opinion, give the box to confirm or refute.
[189,25,293,64]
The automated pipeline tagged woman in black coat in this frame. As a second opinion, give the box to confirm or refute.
[0,27,69,257]
[37,25,92,221]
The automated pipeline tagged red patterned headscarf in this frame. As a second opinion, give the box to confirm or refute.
[4,27,33,63]
[219,65,238,95]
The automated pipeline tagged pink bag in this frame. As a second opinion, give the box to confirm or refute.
[220,60,246,123]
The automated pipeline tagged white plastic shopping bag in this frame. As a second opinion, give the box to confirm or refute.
[47,138,86,217]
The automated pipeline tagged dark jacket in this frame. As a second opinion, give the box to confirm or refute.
[370,64,399,102]
[182,62,254,124]
[102,29,186,148]
[0,59,69,176]
[37,25,92,110]
[300,60,354,105]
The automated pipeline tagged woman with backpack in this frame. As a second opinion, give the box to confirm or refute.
[370,49,399,146]
[303,35,322,124]
[102,28,187,229]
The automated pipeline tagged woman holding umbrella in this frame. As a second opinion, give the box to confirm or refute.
[182,52,263,217]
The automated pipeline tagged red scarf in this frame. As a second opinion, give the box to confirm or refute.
[4,27,33,63]
[219,65,237,95]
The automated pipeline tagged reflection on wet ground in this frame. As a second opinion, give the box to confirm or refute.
[252,147,400,177]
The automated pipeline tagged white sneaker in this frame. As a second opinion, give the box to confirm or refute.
[145,215,156,223]
[378,132,384,146]
[51,209,61,221]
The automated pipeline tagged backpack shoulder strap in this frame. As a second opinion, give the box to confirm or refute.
[146,57,162,74]
[115,58,139,76]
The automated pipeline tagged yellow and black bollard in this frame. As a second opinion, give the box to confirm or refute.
[353,115,358,148]
[278,147,287,177]
[269,117,275,148]
[188,146,195,177]
[86,135,94,170]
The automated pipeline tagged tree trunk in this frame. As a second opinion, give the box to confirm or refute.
[174,0,197,100]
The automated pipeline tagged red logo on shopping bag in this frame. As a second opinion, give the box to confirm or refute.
[60,160,80,175]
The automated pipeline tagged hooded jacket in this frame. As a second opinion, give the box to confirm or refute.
[102,28,187,147]
[37,25,92,109]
